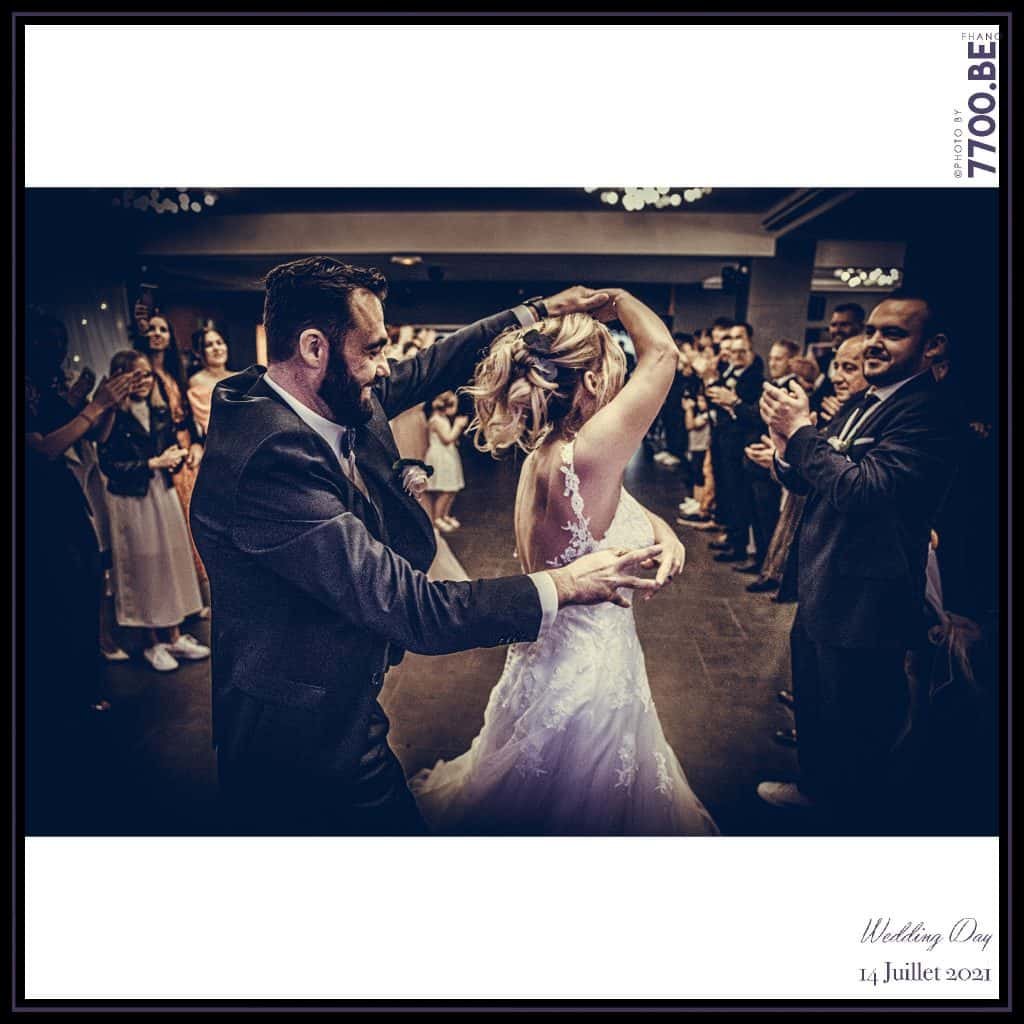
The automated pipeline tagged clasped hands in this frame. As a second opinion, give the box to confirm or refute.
[706,384,739,409]
[759,380,815,455]
[547,538,684,610]
[542,285,646,325]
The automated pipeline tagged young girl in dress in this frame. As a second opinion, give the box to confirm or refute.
[424,390,469,534]
[678,391,711,524]
[98,350,210,673]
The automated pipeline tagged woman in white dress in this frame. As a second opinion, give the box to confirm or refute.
[410,291,719,835]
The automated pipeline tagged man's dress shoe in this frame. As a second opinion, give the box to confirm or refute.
[713,550,746,563]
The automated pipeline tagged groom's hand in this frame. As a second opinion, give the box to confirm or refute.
[542,285,611,317]
[547,544,664,609]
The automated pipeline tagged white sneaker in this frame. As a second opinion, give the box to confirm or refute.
[101,647,130,662]
[678,499,701,514]
[165,633,211,661]
[756,781,814,809]
[144,644,179,672]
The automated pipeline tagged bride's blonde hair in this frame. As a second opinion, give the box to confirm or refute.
[464,314,626,455]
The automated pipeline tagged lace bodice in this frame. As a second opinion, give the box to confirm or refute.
[547,441,654,568]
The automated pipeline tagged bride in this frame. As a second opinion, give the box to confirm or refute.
[410,290,719,835]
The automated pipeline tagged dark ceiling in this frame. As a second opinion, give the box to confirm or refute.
[85,187,795,216]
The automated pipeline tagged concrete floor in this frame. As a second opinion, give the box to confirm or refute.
[24,444,994,836]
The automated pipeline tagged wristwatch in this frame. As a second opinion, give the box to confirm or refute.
[523,296,549,321]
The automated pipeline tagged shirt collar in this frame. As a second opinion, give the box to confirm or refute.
[866,368,930,405]
[263,370,347,455]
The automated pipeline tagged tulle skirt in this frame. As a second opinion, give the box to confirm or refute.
[107,478,204,629]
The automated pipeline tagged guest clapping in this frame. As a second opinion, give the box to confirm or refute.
[98,351,209,673]
[25,311,138,716]
[756,294,960,832]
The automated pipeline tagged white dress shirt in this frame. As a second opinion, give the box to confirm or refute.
[864,368,930,405]
[263,371,369,497]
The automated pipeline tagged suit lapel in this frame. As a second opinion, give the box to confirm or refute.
[355,405,436,563]
[249,374,387,539]
[825,393,871,440]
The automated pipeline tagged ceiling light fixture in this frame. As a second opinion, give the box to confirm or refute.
[584,186,711,210]
[831,266,902,289]
[113,188,219,214]
[390,255,423,267]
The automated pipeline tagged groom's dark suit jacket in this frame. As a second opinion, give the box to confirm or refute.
[190,309,541,784]
[776,371,960,649]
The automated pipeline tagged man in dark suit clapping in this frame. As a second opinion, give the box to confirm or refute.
[755,293,960,832]
[191,257,664,835]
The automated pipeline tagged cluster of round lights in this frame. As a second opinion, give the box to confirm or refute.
[584,186,712,211]
[833,267,901,289]
[113,189,218,214]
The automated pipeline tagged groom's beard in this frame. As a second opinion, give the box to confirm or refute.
[319,342,374,427]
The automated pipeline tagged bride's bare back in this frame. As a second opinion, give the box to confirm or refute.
[514,438,624,573]
[471,291,678,573]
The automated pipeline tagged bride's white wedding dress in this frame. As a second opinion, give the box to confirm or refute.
[410,441,719,835]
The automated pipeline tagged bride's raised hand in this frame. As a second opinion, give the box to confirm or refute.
[588,287,632,324]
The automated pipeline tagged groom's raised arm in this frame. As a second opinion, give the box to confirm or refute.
[377,309,522,419]
[376,286,612,419]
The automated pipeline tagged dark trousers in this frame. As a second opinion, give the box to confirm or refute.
[25,510,104,832]
[216,691,427,836]
[743,460,782,568]
[790,614,915,832]
[686,449,706,487]
[714,435,750,551]
[662,405,688,459]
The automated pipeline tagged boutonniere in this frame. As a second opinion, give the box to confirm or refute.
[392,458,433,497]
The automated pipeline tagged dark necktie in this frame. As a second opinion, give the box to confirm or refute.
[340,428,355,459]
[837,391,880,444]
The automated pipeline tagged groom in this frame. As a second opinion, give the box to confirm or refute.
[191,257,662,835]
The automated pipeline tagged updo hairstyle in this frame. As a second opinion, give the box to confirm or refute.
[464,313,626,455]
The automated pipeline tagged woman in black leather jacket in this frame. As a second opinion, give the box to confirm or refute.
[98,350,210,673]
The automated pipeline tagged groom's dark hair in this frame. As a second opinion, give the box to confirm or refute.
[262,256,388,363]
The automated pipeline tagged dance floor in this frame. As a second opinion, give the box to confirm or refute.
[25,444,983,837]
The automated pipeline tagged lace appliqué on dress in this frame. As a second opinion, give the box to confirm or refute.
[615,736,638,790]
[547,441,595,567]
[654,752,674,798]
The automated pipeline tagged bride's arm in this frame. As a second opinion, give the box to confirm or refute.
[574,291,677,478]
[638,504,686,592]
